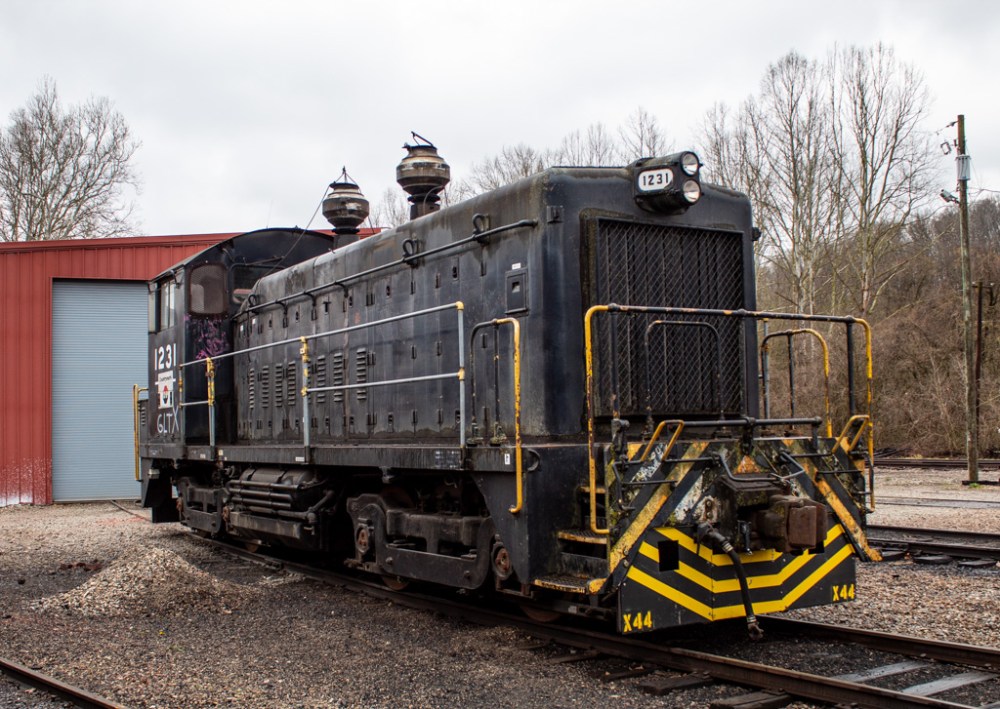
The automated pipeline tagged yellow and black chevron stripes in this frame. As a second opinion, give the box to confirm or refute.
[617,524,856,631]
[608,440,709,571]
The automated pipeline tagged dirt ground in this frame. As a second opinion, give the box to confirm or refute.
[870,464,1000,532]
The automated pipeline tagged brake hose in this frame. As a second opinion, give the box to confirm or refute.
[697,522,764,640]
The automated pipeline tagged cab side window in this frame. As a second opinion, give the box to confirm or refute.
[188,264,227,316]
[149,278,178,332]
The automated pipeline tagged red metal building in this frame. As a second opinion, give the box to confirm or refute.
[0,234,235,505]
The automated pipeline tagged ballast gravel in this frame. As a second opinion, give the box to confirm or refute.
[1,467,998,708]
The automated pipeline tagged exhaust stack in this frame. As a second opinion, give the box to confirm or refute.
[322,168,369,243]
[396,133,450,220]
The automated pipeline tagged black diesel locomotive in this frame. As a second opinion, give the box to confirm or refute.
[139,139,881,635]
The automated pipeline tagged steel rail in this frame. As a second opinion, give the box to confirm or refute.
[204,537,992,709]
[876,457,1000,469]
[875,496,1000,509]
[0,656,123,709]
[760,617,1000,669]
[867,525,1000,561]
[870,524,1000,544]
[515,623,980,709]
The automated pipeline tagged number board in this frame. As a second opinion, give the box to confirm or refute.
[636,168,674,192]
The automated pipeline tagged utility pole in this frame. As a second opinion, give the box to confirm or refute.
[957,115,978,483]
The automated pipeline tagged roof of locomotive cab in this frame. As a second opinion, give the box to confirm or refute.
[151,227,339,281]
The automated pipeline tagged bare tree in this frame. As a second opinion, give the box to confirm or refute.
[367,186,409,230]
[701,102,771,207]
[454,109,674,201]
[864,196,1000,455]
[455,143,548,199]
[827,44,934,316]
[756,53,840,315]
[551,123,619,166]
[700,46,934,318]
[700,53,837,314]
[0,78,140,242]
[617,107,670,162]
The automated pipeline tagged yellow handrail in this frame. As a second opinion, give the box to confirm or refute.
[205,357,215,407]
[638,419,685,464]
[832,414,871,455]
[583,305,875,531]
[584,305,610,534]
[760,328,832,437]
[132,384,148,481]
[489,318,524,514]
[859,319,876,508]
[206,357,216,449]
[300,337,311,451]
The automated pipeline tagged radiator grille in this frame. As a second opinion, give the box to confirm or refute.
[331,351,345,403]
[260,367,271,409]
[590,219,746,417]
[355,348,368,402]
[286,362,297,408]
[314,356,327,405]
[274,364,284,409]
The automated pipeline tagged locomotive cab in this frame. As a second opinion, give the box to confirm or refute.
[141,228,337,521]
[147,262,236,446]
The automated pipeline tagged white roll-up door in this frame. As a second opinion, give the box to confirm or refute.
[52,280,147,501]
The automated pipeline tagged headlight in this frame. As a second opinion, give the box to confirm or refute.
[682,180,701,203]
[680,152,700,176]
[632,151,702,213]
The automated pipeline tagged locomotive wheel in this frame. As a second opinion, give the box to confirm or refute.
[519,602,561,623]
[243,540,261,553]
[381,575,410,591]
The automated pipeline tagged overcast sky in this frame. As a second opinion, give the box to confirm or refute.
[2,1,998,236]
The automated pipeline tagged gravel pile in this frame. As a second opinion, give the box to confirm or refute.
[31,545,254,618]
[0,467,997,708]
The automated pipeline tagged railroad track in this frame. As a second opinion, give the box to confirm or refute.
[205,537,1000,708]
[0,656,122,709]
[525,617,1000,708]
[755,619,1000,708]
[876,457,1000,470]
[876,497,1000,509]
[869,525,1000,563]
